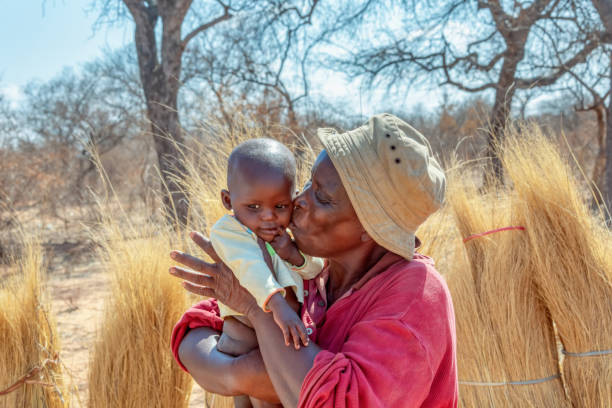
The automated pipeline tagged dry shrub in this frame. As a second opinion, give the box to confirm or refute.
[87,213,193,408]
[0,238,68,408]
[502,125,612,408]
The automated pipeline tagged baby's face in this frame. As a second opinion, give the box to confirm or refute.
[226,172,295,242]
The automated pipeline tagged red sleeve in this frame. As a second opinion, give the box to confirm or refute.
[170,298,224,372]
[298,318,435,408]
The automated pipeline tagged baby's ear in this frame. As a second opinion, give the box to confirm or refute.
[220,190,232,210]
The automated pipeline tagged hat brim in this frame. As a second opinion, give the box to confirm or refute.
[317,127,416,260]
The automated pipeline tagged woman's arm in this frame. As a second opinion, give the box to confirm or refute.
[247,307,320,408]
[170,232,322,407]
[178,327,281,403]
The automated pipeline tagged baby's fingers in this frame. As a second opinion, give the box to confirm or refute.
[290,326,301,350]
[298,324,310,347]
[280,325,291,347]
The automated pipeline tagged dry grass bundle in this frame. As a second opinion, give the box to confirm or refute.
[416,204,458,276]
[87,215,193,408]
[0,238,68,408]
[502,125,612,407]
[443,166,569,407]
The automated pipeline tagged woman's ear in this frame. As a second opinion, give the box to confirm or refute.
[220,189,232,211]
[360,231,373,243]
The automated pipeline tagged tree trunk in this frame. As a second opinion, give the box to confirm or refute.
[603,58,612,223]
[127,1,189,226]
[486,58,519,183]
[592,0,612,223]
[590,104,607,194]
[146,82,189,227]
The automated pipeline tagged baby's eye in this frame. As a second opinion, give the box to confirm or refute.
[276,204,289,209]
[247,204,260,209]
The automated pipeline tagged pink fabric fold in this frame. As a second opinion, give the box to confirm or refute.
[170,298,224,372]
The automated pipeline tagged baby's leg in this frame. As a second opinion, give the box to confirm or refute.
[217,316,258,357]
[233,396,280,408]
[249,398,282,408]
[233,395,253,408]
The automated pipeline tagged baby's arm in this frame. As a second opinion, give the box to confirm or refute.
[266,292,309,349]
[210,216,286,311]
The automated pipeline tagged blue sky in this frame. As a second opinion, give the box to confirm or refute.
[0,2,447,116]
[0,2,132,104]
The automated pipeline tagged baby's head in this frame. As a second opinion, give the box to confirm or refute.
[221,138,297,242]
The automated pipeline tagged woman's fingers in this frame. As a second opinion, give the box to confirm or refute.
[181,281,216,298]
[169,266,215,287]
[170,250,212,273]
[190,232,222,263]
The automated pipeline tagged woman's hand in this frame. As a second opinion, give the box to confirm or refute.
[169,231,258,317]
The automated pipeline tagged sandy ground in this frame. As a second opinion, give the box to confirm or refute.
[46,251,207,407]
[2,207,210,407]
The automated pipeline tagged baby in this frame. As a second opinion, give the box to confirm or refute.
[210,138,323,357]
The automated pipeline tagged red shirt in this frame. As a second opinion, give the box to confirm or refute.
[299,252,457,407]
[171,252,457,407]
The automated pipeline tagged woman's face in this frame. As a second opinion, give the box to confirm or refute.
[290,150,364,258]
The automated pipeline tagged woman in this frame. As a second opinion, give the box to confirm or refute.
[169,113,457,407]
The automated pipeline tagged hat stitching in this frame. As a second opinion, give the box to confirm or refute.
[323,128,417,259]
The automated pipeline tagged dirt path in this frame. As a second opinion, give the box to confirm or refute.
[48,262,206,407]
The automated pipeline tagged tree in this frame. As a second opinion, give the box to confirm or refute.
[181,0,321,133]
[94,0,322,225]
[328,0,599,179]
[589,0,612,218]
[538,0,612,216]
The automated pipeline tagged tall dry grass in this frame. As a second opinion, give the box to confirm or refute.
[441,167,569,407]
[0,237,69,408]
[502,125,612,407]
[87,208,193,408]
[87,119,314,408]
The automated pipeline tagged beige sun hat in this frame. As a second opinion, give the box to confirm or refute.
[317,113,446,260]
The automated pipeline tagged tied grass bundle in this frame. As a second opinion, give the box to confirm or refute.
[87,216,193,408]
[444,167,569,407]
[0,238,68,408]
[502,126,612,407]
[416,204,459,277]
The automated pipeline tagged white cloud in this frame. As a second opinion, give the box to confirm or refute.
[443,21,473,54]
[0,84,24,108]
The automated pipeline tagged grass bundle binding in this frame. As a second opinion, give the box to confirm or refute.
[441,163,569,407]
[87,210,193,408]
[502,125,612,407]
[0,237,68,408]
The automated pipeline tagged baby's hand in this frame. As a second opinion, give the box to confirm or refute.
[267,292,309,349]
[270,228,304,267]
